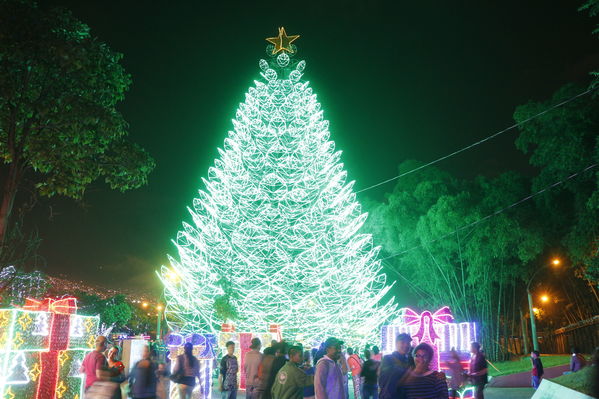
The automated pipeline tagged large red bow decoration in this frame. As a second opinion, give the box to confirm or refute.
[402,306,454,343]
[23,297,78,315]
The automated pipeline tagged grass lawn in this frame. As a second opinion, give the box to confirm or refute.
[551,366,596,396]
[488,355,571,377]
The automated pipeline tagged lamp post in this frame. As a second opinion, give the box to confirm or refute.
[156,304,163,341]
[526,258,560,352]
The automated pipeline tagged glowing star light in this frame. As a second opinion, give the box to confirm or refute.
[159,32,398,346]
[265,27,300,54]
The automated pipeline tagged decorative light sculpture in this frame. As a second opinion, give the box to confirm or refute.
[217,324,282,390]
[0,298,99,399]
[158,28,397,345]
[381,307,477,371]
[166,333,217,399]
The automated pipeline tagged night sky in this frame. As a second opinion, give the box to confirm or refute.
[33,0,599,295]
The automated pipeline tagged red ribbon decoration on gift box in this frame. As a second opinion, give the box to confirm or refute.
[24,297,78,399]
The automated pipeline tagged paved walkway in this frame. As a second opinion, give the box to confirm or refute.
[484,387,535,399]
[487,364,569,388]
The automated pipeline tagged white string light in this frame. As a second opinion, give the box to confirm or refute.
[159,48,398,346]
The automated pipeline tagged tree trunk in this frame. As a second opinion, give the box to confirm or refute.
[0,162,21,250]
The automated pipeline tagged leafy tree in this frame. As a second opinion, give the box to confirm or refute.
[365,161,545,360]
[514,84,599,281]
[77,293,133,329]
[101,295,133,328]
[0,0,155,247]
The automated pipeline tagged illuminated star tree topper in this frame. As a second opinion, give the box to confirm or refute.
[159,28,398,346]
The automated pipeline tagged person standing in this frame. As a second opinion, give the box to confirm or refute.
[271,346,314,399]
[302,351,316,399]
[246,338,264,399]
[402,343,448,399]
[360,350,379,399]
[173,342,201,399]
[315,338,345,399]
[220,341,239,399]
[530,351,544,389]
[371,347,382,363]
[347,348,363,399]
[266,342,289,399]
[129,345,158,399]
[446,350,464,399]
[258,347,276,399]
[338,351,349,399]
[378,333,413,399]
[81,335,109,393]
[570,347,587,372]
[107,346,126,399]
[467,343,487,399]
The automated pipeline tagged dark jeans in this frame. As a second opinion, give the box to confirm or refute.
[474,383,485,399]
[532,375,541,389]
[362,384,378,399]
[222,389,238,399]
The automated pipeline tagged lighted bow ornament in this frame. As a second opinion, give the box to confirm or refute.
[23,298,78,315]
[402,306,454,344]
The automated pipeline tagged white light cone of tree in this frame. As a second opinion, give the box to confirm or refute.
[159,43,398,346]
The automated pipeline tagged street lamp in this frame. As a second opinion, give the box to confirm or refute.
[526,258,560,352]
[156,304,164,341]
[540,295,549,303]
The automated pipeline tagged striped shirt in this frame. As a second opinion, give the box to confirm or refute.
[402,370,448,399]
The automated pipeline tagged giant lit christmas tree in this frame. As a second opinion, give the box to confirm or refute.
[159,28,398,345]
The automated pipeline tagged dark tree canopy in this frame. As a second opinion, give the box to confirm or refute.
[514,84,599,281]
[0,0,155,246]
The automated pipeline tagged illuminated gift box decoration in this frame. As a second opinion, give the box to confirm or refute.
[166,333,217,399]
[218,324,282,390]
[381,307,476,398]
[0,298,99,399]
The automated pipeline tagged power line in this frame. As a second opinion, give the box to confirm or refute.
[356,87,596,194]
[379,163,598,261]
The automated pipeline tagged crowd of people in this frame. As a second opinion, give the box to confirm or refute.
[79,334,490,399]
[80,333,599,399]
[209,334,490,399]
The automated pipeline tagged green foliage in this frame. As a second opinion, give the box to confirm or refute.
[551,363,597,396]
[0,0,154,199]
[101,294,133,327]
[514,84,599,281]
[489,355,571,377]
[77,293,132,328]
[365,162,545,360]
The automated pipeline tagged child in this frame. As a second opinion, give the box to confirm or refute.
[531,351,544,389]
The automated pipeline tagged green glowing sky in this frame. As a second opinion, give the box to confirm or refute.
[34,0,598,298]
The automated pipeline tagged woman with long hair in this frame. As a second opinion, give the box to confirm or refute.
[402,343,448,399]
[107,346,126,399]
[173,342,200,399]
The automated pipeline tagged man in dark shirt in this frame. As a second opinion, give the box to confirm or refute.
[378,333,414,399]
[360,350,379,399]
[220,341,239,399]
[468,342,487,399]
[531,351,544,389]
[266,342,288,399]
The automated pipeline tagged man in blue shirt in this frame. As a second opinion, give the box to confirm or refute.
[378,334,413,399]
